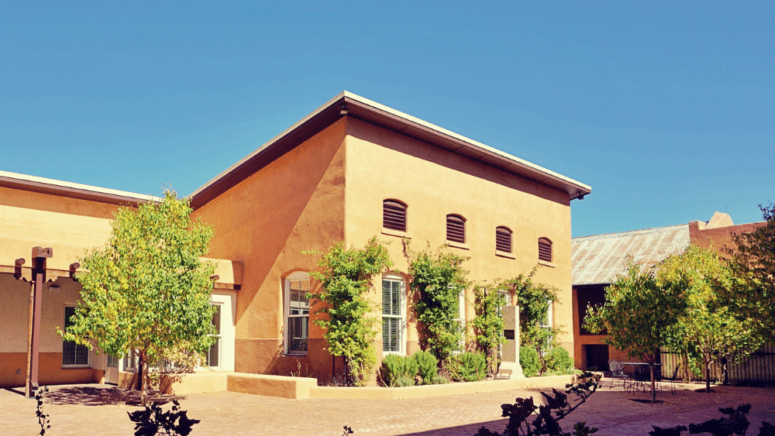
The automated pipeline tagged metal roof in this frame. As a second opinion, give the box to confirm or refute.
[572,224,690,286]
[189,91,592,209]
[0,170,161,205]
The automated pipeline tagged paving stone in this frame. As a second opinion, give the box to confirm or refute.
[1,382,773,435]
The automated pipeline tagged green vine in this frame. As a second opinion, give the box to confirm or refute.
[472,284,506,376]
[499,266,562,373]
[307,237,392,386]
[404,240,470,363]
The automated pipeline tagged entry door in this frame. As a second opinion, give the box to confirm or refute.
[105,355,119,384]
[585,344,609,371]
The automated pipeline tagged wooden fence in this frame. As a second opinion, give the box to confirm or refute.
[660,342,775,384]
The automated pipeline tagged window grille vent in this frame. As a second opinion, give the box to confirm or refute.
[496,226,512,253]
[538,237,552,262]
[446,214,466,243]
[383,200,407,232]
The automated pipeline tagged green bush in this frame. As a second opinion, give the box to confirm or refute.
[381,354,418,387]
[545,347,574,374]
[448,352,486,382]
[520,346,540,377]
[413,350,439,385]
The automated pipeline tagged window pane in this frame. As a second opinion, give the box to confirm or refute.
[289,316,308,353]
[208,337,220,367]
[382,280,391,314]
[212,305,221,334]
[63,341,76,365]
[391,281,400,316]
[75,344,89,365]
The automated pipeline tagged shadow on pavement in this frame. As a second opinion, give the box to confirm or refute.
[44,386,184,407]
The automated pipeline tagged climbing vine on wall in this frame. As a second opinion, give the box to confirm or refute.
[404,240,470,363]
[498,266,562,372]
[307,237,392,386]
[472,284,506,376]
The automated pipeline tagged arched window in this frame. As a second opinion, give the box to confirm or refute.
[538,237,553,263]
[446,214,466,243]
[382,274,406,355]
[496,226,512,253]
[284,272,311,354]
[383,199,407,232]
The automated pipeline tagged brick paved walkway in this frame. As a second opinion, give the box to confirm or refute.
[2,382,773,435]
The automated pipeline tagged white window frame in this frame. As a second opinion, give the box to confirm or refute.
[541,299,554,329]
[123,349,138,372]
[284,271,311,355]
[382,274,407,356]
[207,303,222,368]
[62,306,89,368]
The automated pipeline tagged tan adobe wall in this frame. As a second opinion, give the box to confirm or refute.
[191,118,349,383]
[343,117,574,368]
[0,275,102,387]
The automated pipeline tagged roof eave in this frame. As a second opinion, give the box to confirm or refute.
[189,92,592,209]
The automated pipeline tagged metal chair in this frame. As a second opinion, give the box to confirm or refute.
[608,360,630,391]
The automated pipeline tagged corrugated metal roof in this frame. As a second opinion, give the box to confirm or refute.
[572,224,690,286]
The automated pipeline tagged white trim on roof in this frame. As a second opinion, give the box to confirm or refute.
[0,170,161,202]
[342,91,591,192]
[189,91,591,200]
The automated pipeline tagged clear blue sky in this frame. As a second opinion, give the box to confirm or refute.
[2,1,773,237]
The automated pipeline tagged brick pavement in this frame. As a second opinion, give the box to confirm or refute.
[1,382,773,435]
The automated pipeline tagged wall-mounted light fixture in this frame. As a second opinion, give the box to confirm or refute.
[340,103,349,115]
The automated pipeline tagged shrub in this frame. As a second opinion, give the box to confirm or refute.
[413,350,439,385]
[380,354,417,387]
[448,352,486,382]
[520,346,540,377]
[545,347,574,374]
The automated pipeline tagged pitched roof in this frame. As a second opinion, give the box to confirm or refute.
[189,91,592,209]
[572,224,690,286]
[0,170,161,205]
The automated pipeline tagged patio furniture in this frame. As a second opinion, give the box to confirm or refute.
[607,360,631,391]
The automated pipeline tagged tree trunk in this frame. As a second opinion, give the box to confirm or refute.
[650,364,656,404]
[705,359,711,393]
[139,350,148,407]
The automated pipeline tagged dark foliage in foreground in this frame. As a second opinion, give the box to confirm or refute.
[35,387,51,436]
[475,372,600,436]
[648,404,775,436]
[127,399,200,436]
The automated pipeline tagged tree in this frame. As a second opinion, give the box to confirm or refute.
[61,191,217,406]
[584,262,686,403]
[660,246,761,392]
[727,203,775,341]
[308,237,392,386]
[405,242,470,363]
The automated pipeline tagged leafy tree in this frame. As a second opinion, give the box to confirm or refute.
[727,203,775,341]
[308,237,392,386]
[61,192,217,406]
[405,241,470,363]
[660,246,762,392]
[472,284,506,376]
[499,268,562,373]
[584,262,687,403]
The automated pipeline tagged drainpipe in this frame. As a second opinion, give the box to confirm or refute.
[26,246,52,397]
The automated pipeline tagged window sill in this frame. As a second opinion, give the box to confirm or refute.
[495,250,515,259]
[381,228,411,239]
[62,365,90,369]
[284,352,308,358]
[538,260,556,268]
[446,241,469,250]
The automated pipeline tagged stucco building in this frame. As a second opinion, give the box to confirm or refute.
[1,92,590,389]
